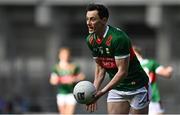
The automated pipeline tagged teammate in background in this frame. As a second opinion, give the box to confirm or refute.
[85,4,150,114]
[133,46,173,114]
[49,47,85,115]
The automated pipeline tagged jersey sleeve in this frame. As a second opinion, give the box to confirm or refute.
[51,64,58,75]
[151,60,161,73]
[113,31,131,59]
[74,65,80,75]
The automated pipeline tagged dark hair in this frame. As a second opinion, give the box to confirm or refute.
[86,4,109,19]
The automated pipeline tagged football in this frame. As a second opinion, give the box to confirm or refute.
[73,81,96,104]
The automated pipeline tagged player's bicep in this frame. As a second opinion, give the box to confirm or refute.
[114,33,131,58]
[115,56,129,75]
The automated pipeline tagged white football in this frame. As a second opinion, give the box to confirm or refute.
[73,81,96,104]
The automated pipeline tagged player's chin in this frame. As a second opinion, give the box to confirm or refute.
[88,30,94,34]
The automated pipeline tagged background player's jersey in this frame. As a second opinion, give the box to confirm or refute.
[86,25,148,91]
[52,63,80,94]
[140,59,161,102]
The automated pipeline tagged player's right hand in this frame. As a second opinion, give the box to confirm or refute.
[50,75,59,85]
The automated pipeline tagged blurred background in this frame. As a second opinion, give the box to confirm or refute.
[0,0,180,114]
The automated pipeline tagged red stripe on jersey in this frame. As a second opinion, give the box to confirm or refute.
[149,72,156,83]
[130,47,136,61]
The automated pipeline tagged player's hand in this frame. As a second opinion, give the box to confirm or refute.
[85,91,104,112]
[86,102,97,112]
[167,66,173,76]
[93,90,104,102]
[50,75,59,85]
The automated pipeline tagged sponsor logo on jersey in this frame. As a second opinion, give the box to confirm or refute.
[95,57,117,69]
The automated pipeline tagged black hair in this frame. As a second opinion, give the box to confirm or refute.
[86,4,109,19]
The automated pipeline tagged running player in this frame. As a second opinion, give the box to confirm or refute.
[49,47,85,114]
[133,46,173,114]
[85,4,150,114]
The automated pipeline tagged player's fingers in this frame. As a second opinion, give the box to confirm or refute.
[91,104,94,112]
[86,105,90,111]
[86,104,92,112]
[95,103,97,111]
[86,105,88,111]
[91,104,96,112]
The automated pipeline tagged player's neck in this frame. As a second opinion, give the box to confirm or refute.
[96,25,107,39]
[59,61,69,67]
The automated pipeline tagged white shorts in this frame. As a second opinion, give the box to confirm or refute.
[149,101,164,114]
[107,86,150,110]
[57,93,77,106]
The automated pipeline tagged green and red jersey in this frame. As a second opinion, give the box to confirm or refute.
[140,59,162,102]
[52,63,80,94]
[86,25,149,91]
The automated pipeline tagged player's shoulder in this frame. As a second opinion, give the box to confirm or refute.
[51,63,59,71]
[109,25,130,41]
[85,33,94,45]
[109,25,124,35]
[145,58,159,66]
[86,33,93,40]
[148,58,157,63]
[70,62,80,69]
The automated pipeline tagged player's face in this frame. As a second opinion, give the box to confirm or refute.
[59,50,70,62]
[86,10,106,34]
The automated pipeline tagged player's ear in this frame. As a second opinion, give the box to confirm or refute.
[102,17,108,24]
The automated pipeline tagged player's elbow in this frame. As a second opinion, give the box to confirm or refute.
[118,69,128,78]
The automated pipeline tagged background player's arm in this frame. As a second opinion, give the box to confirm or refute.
[156,66,173,79]
[100,57,129,96]
[49,73,59,85]
[73,72,85,82]
[50,73,78,85]
[93,63,106,91]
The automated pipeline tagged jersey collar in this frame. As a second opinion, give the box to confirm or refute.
[103,25,109,38]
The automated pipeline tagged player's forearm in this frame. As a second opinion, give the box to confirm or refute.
[75,73,85,82]
[101,58,129,94]
[93,66,105,91]
[101,70,127,94]
[94,75,105,91]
